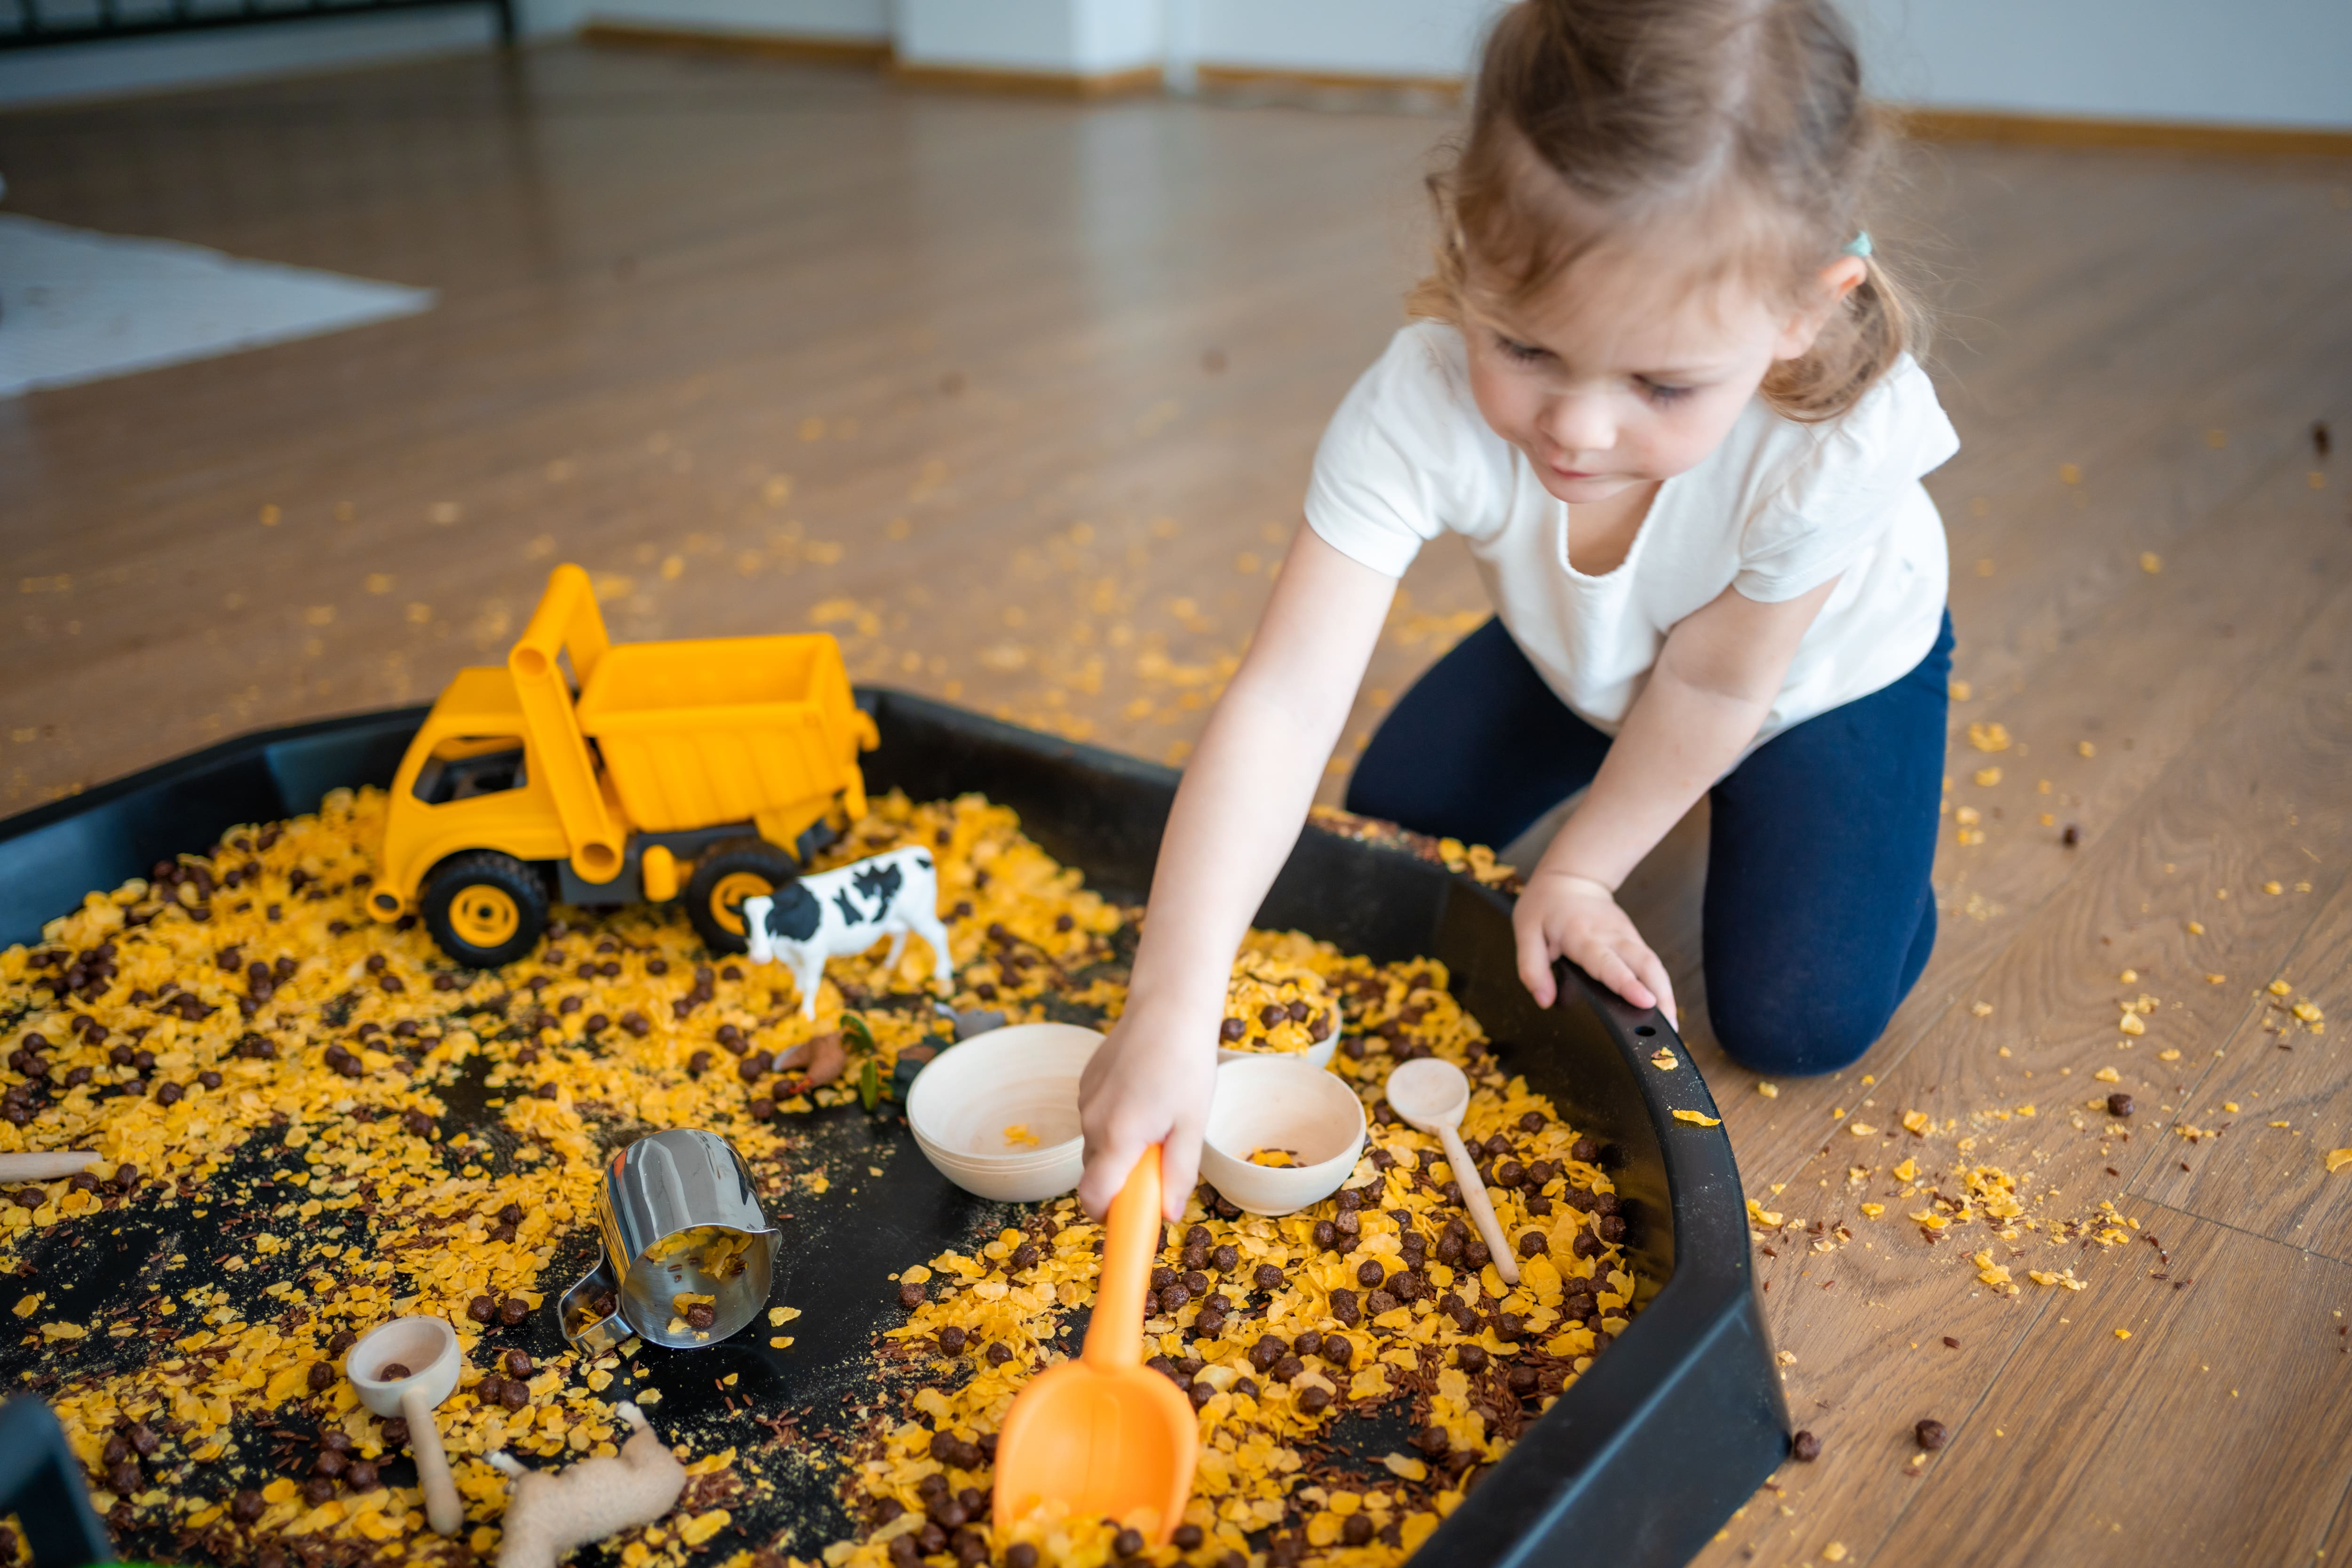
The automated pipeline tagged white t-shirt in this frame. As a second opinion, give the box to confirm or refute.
[1305,322,1959,748]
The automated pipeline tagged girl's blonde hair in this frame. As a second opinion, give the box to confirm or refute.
[1411,0,1925,422]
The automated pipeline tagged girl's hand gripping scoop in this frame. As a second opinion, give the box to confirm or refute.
[991,1145,1198,1540]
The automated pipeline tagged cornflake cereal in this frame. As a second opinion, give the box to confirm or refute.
[0,788,1110,1564]
[1299,811,1525,899]
[843,931,1646,1568]
[1,785,1644,1568]
[1216,954,1338,1055]
[646,1226,754,1280]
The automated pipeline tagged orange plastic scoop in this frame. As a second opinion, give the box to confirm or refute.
[992,1145,1198,1540]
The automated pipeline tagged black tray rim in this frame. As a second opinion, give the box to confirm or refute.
[0,695,1787,1567]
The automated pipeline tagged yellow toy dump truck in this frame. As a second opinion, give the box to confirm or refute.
[368,564,878,968]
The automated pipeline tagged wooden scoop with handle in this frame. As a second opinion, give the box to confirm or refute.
[346,1314,466,1536]
[1385,1057,1519,1286]
[0,1152,98,1183]
[992,1145,1197,1540]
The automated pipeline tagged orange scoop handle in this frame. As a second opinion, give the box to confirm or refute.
[1085,1146,1163,1370]
[992,1144,1195,1540]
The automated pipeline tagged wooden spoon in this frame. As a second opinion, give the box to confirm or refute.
[1385,1057,1520,1286]
[347,1315,466,1536]
[0,1152,97,1183]
[992,1145,1197,1540]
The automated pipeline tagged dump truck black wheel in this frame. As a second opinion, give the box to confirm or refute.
[421,852,549,969]
[687,836,799,955]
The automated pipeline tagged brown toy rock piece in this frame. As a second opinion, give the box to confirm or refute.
[772,1031,849,1088]
[487,1401,686,1568]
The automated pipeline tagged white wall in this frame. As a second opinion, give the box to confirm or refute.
[5,0,2344,130]
[1179,0,1494,82]
[1176,0,2352,130]
[1839,0,2352,131]
[896,0,1163,76]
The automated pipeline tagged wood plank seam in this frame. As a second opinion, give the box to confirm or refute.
[1872,1203,2352,1561]
[1734,443,2351,1202]
[2136,827,2352,1260]
[1720,568,2352,1565]
[2319,1462,2352,1561]
[2041,833,2349,1234]
[1694,380,2352,1146]
[1759,376,2343,1128]
[1693,456,2352,1560]
[1846,1283,2068,1563]
[1745,549,2352,1230]
[2119,987,2344,1229]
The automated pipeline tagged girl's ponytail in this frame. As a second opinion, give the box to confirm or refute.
[1764,245,1928,423]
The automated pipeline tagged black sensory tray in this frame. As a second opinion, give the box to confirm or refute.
[0,691,1788,1568]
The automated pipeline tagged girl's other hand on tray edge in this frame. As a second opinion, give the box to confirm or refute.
[1513,868,1679,1028]
[1076,1005,1218,1220]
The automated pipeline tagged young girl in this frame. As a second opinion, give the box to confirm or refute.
[1078,0,1956,1218]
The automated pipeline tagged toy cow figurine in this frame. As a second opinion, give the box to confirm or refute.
[742,846,954,1019]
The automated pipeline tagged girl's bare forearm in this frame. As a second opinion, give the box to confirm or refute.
[1122,687,1344,1013]
[1537,670,1767,888]
[1120,528,1397,1035]
[1539,578,1837,889]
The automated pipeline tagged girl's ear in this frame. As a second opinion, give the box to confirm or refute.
[1771,255,1868,361]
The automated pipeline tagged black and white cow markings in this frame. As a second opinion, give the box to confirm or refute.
[851,861,903,907]
[741,847,953,1019]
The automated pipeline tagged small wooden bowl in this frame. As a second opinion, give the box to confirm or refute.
[1198,1058,1366,1216]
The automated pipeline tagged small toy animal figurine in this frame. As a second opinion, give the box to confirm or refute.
[742,845,954,1019]
[485,1401,686,1568]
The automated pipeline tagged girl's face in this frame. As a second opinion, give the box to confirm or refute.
[1461,247,1862,506]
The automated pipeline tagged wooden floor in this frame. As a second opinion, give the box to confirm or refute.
[5,42,2352,1567]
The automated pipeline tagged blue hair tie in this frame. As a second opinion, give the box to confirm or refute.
[1843,231,1873,259]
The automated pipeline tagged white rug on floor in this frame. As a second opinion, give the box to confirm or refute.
[0,213,435,398]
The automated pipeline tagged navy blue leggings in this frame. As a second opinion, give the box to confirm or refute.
[1347,613,1953,1076]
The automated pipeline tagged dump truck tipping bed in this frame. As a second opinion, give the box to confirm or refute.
[374,563,879,944]
[577,634,875,836]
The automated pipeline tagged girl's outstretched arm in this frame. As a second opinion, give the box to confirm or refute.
[1513,577,1840,1021]
[1075,527,1398,1218]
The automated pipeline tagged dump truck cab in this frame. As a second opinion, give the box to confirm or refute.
[371,564,878,968]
